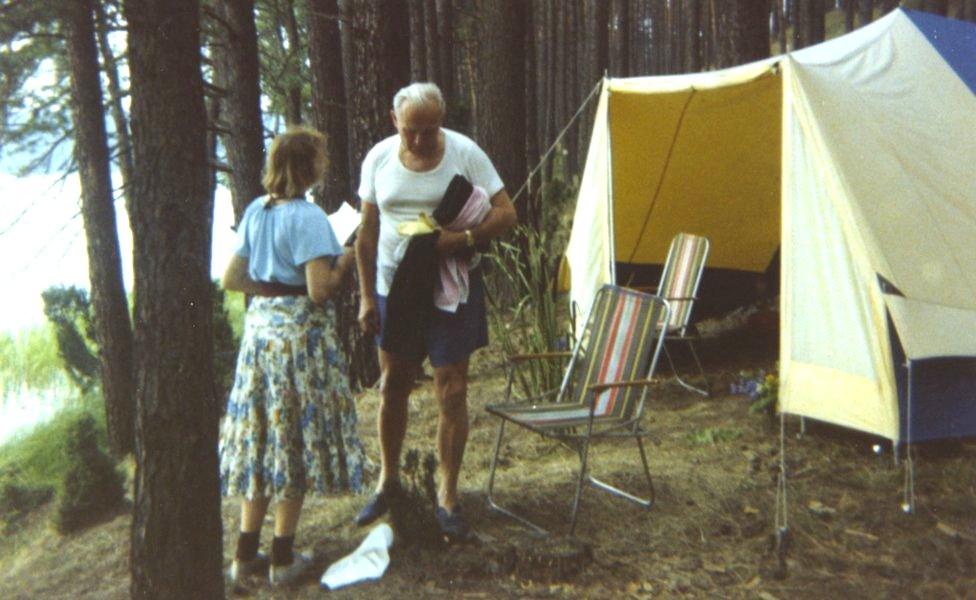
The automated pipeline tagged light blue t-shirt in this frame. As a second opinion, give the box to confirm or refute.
[233,196,343,286]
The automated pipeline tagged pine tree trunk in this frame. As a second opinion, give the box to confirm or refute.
[681,0,702,72]
[407,0,427,81]
[879,0,900,15]
[308,0,352,208]
[472,0,526,217]
[216,0,265,221]
[423,0,440,84]
[964,0,976,22]
[793,0,825,50]
[858,0,874,25]
[66,0,135,458]
[338,0,410,389]
[843,0,856,30]
[123,0,224,597]
[434,0,458,126]
[93,2,135,212]
[716,0,771,68]
[609,0,629,76]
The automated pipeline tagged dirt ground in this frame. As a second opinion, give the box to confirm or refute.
[1,329,975,599]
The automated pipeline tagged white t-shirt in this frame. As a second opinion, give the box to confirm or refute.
[358,128,505,297]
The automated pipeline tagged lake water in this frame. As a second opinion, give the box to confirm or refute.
[0,382,72,446]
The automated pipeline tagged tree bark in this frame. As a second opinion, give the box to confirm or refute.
[858,0,874,25]
[879,0,900,14]
[843,0,856,30]
[65,0,135,458]
[472,0,526,219]
[307,0,352,208]
[680,0,702,73]
[434,0,458,126]
[793,0,825,50]
[423,0,440,84]
[609,0,629,76]
[963,0,976,22]
[123,0,224,597]
[715,0,771,68]
[216,0,265,222]
[407,0,427,81]
[93,1,134,212]
[338,0,409,389]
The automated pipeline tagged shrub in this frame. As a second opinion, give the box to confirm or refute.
[53,414,125,534]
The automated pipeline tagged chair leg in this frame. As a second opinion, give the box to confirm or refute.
[685,339,710,397]
[587,435,656,509]
[569,435,593,537]
[485,418,548,535]
[664,340,709,397]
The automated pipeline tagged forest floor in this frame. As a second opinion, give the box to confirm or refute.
[1,323,975,599]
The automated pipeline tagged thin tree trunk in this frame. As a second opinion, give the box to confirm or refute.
[307,0,352,207]
[124,0,224,596]
[472,0,527,219]
[843,0,856,30]
[858,0,874,25]
[217,0,265,221]
[964,0,976,22]
[609,0,629,76]
[681,0,702,72]
[423,0,439,84]
[283,0,304,124]
[434,0,458,125]
[793,0,825,50]
[407,0,427,81]
[716,0,771,68]
[93,1,134,211]
[338,0,409,389]
[66,0,135,458]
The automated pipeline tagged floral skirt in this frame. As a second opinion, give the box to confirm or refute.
[219,296,367,500]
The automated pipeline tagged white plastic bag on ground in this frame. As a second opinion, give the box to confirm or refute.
[320,523,394,591]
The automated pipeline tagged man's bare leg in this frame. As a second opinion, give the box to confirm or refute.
[376,349,420,490]
[433,359,470,512]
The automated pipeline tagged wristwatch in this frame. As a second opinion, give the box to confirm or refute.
[464,229,476,248]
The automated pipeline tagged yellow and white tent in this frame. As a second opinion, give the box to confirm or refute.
[565,9,976,444]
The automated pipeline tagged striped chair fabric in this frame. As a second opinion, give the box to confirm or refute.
[489,286,667,431]
[656,233,709,334]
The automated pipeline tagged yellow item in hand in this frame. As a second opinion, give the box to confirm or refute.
[396,212,440,237]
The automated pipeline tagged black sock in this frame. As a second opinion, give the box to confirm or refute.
[235,531,260,562]
[270,535,295,566]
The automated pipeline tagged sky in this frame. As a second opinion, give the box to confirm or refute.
[0,170,238,333]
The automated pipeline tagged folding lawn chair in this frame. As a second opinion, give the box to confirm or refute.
[485,285,671,536]
[648,232,711,397]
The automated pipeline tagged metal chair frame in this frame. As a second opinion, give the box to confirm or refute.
[485,286,671,536]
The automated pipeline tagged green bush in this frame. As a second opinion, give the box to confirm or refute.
[53,414,125,534]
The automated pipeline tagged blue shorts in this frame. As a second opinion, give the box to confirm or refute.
[376,268,489,367]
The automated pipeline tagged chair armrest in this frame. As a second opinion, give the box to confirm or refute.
[587,379,659,395]
[507,351,572,364]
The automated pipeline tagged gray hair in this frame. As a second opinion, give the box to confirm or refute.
[393,82,446,117]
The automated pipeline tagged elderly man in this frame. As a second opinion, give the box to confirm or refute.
[354,82,517,540]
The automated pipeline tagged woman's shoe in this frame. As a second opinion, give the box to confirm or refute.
[269,552,314,587]
[227,552,269,585]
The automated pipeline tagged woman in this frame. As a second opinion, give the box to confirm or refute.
[219,126,365,587]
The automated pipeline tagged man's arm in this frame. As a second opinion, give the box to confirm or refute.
[436,189,518,256]
[355,202,381,335]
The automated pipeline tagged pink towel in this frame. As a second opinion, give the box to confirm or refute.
[435,185,491,312]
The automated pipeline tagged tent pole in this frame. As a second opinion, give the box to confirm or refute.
[901,360,916,514]
[774,411,791,566]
